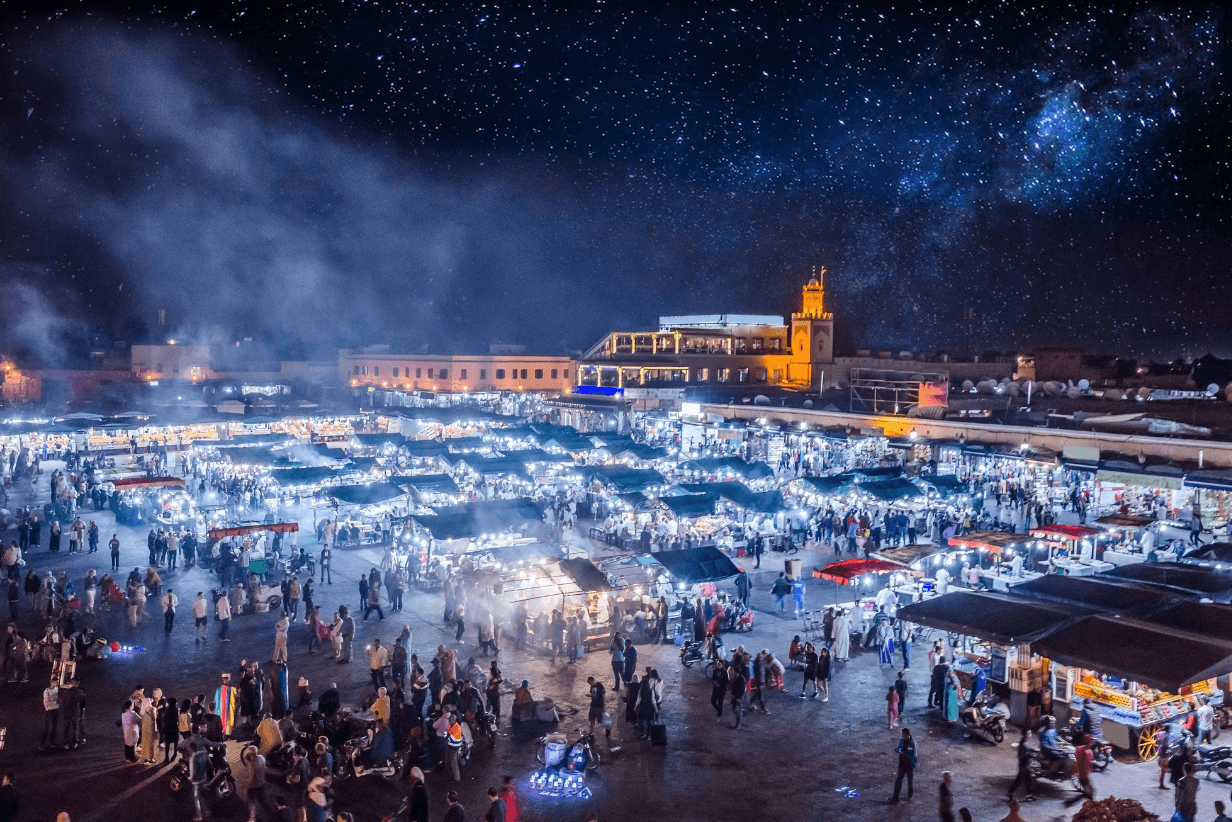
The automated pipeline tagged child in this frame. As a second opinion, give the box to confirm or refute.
[887,685,900,729]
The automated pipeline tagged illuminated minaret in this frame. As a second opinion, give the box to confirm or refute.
[789,266,835,387]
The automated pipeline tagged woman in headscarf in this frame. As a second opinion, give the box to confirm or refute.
[878,619,895,667]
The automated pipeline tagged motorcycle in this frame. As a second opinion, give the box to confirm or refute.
[283,554,316,578]
[680,640,706,668]
[959,693,1009,744]
[169,744,236,800]
[334,732,407,783]
[535,728,600,772]
[1062,721,1114,772]
[1027,742,1083,792]
[1186,736,1232,782]
[466,709,498,748]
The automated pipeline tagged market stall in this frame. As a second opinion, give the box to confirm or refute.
[1031,614,1232,758]
[1029,524,1113,576]
[1093,513,1160,566]
[1098,562,1232,603]
[874,544,956,603]
[946,531,1041,590]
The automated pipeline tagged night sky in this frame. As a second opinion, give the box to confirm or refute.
[0,2,1228,364]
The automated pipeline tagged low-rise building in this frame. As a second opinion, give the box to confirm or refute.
[339,346,574,394]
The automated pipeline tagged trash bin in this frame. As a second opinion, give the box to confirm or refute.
[785,558,802,579]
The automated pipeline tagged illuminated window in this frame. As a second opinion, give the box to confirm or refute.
[755,368,768,382]
[535,369,543,379]
[496,369,506,379]
[718,368,730,382]
[362,366,368,376]
[697,368,709,381]
[737,368,748,382]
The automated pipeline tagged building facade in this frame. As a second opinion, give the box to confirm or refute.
[576,276,837,391]
[339,347,574,393]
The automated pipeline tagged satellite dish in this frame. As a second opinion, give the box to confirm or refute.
[1005,383,1020,397]
[753,395,771,406]
[803,400,814,408]
[1208,383,1220,396]
[1078,379,1090,391]
[1067,387,1081,399]
[961,380,974,392]
[1043,382,1063,397]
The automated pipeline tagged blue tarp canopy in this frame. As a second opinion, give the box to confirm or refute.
[351,432,405,447]
[587,466,667,492]
[265,466,341,486]
[413,498,544,539]
[219,447,293,466]
[1185,471,1232,492]
[329,482,408,506]
[461,456,531,477]
[856,478,923,501]
[393,473,459,495]
[612,443,670,461]
[650,547,741,583]
[402,441,451,458]
[659,494,717,518]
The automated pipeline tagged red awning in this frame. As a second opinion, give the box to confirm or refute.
[813,558,921,586]
[1031,525,1100,541]
[208,522,300,539]
[111,477,186,490]
[947,531,1026,554]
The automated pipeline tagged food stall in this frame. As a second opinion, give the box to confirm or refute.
[874,544,953,604]
[1098,562,1232,603]
[504,557,614,647]
[1093,513,1159,566]
[947,531,1041,590]
[1031,614,1232,758]
[814,558,922,635]
[1029,524,1114,576]
[897,590,1092,729]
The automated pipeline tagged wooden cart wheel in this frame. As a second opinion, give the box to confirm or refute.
[1137,724,1161,761]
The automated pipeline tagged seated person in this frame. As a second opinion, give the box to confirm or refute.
[788,636,804,666]
[512,680,534,723]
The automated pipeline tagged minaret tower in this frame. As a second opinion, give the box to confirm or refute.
[789,266,835,387]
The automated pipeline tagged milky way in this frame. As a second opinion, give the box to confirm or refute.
[0,2,1228,361]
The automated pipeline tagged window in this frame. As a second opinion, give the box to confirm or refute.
[415,368,422,378]
[362,365,368,376]
[352,365,360,375]
[737,368,748,382]
[439,369,448,379]
[392,367,399,378]
[755,368,768,382]
[551,369,558,379]
[535,369,543,379]
[496,369,506,379]
[564,369,570,379]
[460,369,467,380]
[750,338,764,352]
[697,368,709,382]
[480,369,487,380]
[717,368,730,382]
[520,369,528,379]
[373,366,379,376]
[767,338,782,352]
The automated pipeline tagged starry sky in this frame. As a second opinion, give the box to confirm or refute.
[0,1,1228,364]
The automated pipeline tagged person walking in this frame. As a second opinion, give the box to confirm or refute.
[886,685,900,729]
[622,639,637,688]
[162,588,178,637]
[319,544,331,584]
[109,535,120,570]
[889,728,916,802]
[770,573,790,615]
[41,678,61,750]
[710,659,728,721]
[364,576,384,622]
[1176,761,1199,822]
[216,590,232,641]
[939,771,956,822]
[273,613,289,664]
[729,661,747,730]
[1005,728,1036,802]
[286,577,302,620]
[609,633,625,691]
[193,592,208,642]
[338,605,355,663]
[1075,735,1095,799]
[368,638,389,689]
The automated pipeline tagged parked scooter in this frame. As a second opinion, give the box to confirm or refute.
[959,692,1010,744]
[679,640,706,668]
[334,730,407,783]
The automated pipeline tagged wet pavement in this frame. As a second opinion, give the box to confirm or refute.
[0,469,1214,822]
